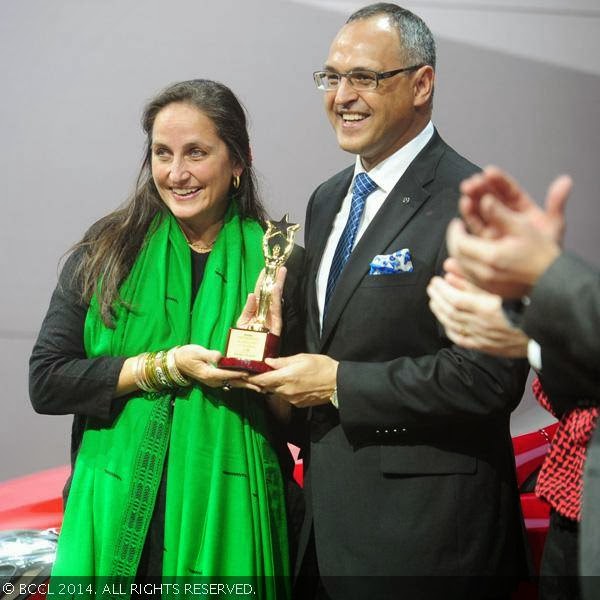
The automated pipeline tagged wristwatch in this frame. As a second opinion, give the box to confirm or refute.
[330,387,339,409]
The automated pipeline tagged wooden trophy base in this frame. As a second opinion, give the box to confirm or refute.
[218,328,280,374]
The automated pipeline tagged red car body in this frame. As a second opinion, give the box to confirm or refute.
[513,422,557,573]
[0,425,558,599]
[0,466,68,532]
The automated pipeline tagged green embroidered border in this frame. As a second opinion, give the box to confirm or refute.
[109,395,172,580]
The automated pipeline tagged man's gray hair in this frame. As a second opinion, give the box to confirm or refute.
[347,3,436,69]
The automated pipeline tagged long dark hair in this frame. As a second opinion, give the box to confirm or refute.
[71,79,266,326]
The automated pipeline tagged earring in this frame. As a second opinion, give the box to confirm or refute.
[233,174,240,189]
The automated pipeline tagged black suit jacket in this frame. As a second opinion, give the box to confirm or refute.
[520,252,600,600]
[522,252,600,387]
[298,131,529,600]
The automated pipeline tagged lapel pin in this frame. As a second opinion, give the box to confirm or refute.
[402,197,411,204]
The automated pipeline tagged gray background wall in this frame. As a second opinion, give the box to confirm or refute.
[1,0,598,480]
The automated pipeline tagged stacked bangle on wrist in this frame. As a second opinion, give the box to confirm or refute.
[166,347,190,386]
[134,347,190,393]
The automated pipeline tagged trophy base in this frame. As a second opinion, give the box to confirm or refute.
[218,329,280,374]
[218,357,274,374]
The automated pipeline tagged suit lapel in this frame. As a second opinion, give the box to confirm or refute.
[319,132,446,349]
[309,169,354,280]
[305,168,354,346]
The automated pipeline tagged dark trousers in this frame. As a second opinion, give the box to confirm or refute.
[294,529,512,600]
[539,510,581,600]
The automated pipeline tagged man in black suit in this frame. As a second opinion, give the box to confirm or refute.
[251,4,528,599]
[445,166,600,600]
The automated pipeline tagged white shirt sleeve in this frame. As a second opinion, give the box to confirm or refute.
[527,339,542,371]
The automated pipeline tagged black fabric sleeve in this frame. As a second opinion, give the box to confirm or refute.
[520,253,600,415]
[29,251,126,421]
[522,252,600,374]
[537,349,600,417]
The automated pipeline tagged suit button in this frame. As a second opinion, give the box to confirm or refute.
[384,429,389,434]
[375,429,381,435]
[393,428,398,433]
[402,428,407,433]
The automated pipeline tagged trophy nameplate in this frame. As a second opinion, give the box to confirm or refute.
[218,215,300,374]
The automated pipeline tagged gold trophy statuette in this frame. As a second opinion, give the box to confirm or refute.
[218,215,300,373]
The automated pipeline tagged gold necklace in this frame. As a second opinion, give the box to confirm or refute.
[181,221,222,254]
[185,237,216,254]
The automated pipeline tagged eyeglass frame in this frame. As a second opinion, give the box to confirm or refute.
[313,64,425,91]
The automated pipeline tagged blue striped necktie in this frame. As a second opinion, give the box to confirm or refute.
[324,172,378,316]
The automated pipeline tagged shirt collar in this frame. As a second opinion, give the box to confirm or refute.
[352,121,435,194]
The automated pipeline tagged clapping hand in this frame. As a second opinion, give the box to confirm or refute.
[447,167,571,298]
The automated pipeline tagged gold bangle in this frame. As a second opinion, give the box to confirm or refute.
[166,346,190,387]
[145,351,161,391]
[136,348,190,393]
[159,350,173,387]
[166,347,190,386]
[154,350,171,388]
[135,353,154,393]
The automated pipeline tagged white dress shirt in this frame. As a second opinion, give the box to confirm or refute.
[316,121,435,330]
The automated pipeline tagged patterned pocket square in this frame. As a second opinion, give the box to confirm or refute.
[369,248,414,275]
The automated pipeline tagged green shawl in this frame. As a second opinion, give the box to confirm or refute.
[51,205,290,599]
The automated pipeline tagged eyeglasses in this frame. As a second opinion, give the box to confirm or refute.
[313,65,424,91]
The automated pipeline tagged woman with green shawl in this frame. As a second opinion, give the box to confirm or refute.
[29,80,303,599]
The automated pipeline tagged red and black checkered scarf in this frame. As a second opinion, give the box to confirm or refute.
[534,377,599,521]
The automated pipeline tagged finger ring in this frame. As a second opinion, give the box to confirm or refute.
[222,381,231,392]
[460,327,468,337]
